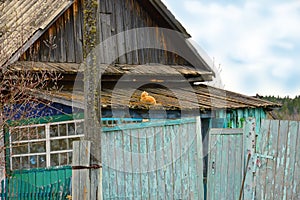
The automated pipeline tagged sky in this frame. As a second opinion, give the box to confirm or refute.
[162,0,300,98]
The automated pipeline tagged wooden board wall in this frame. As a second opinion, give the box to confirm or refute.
[20,0,193,67]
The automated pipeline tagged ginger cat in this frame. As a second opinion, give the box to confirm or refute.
[140,91,156,105]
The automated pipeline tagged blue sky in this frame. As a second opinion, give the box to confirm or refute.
[162,0,300,97]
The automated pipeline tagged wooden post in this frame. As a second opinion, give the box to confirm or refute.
[81,0,102,199]
[242,118,256,200]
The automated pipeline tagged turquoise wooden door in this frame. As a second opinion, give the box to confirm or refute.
[207,128,244,200]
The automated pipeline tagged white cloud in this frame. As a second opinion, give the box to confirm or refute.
[163,0,300,97]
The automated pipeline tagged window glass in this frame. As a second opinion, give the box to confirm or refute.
[50,125,58,137]
[59,124,67,136]
[12,143,28,155]
[37,126,46,139]
[29,141,46,153]
[50,139,68,151]
[12,157,20,170]
[68,123,75,136]
[38,155,47,168]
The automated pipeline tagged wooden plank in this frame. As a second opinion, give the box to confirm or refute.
[134,1,143,65]
[155,126,166,199]
[108,132,117,199]
[188,127,197,199]
[181,123,190,199]
[147,127,157,199]
[73,0,83,63]
[207,133,217,200]
[123,0,133,64]
[214,133,223,199]
[291,121,300,200]
[115,131,125,198]
[123,129,134,199]
[114,0,126,64]
[144,15,153,63]
[72,140,91,200]
[97,12,105,64]
[284,121,298,199]
[57,15,67,62]
[102,118,196,132]
[100,13,111,64]
[243,117,256,200]
[210,128,244,135]
[255,119,271,200]
[105,0,112,13]
[195,117,204,199]
[226,134,235,200]
[163,125,174,199]
[139,129,149,199]
[129,0,139,64]
[172,125,182,199]
[131,129,141,199]
[233,132,243,199]
[99,0,106,13]
[264,120,279,200]
[220,135,229,198]
[101,133,110,199]
[65,8,76,62]
[273,120,289,200]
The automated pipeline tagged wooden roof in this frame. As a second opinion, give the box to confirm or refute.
[0,0,73,67]
[33,84,281,111]
[8,61,214,82]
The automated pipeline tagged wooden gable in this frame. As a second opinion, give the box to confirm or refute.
[16,0,213,79]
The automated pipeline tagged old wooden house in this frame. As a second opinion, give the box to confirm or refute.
[0,0,280,198]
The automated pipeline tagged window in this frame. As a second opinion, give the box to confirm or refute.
[10,120,84,170]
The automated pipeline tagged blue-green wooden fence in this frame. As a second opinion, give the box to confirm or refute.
[71,117,205,199]
[252,119,300,200]
[207,118,300,200]
[101,117,204,199]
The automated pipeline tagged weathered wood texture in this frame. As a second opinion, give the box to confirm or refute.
[243,118,256,200]
[20,0,84,63]
[254,119,300,200]
[72,140,91,200]
[206,128,244,200]
[20,0,197,67]
[101,117,204,199]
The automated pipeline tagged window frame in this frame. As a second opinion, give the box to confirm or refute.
[9,119,84,170]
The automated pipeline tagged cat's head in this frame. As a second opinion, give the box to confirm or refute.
[141,91,148,97]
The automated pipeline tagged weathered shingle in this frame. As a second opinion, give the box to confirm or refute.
[32,84,281,111]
